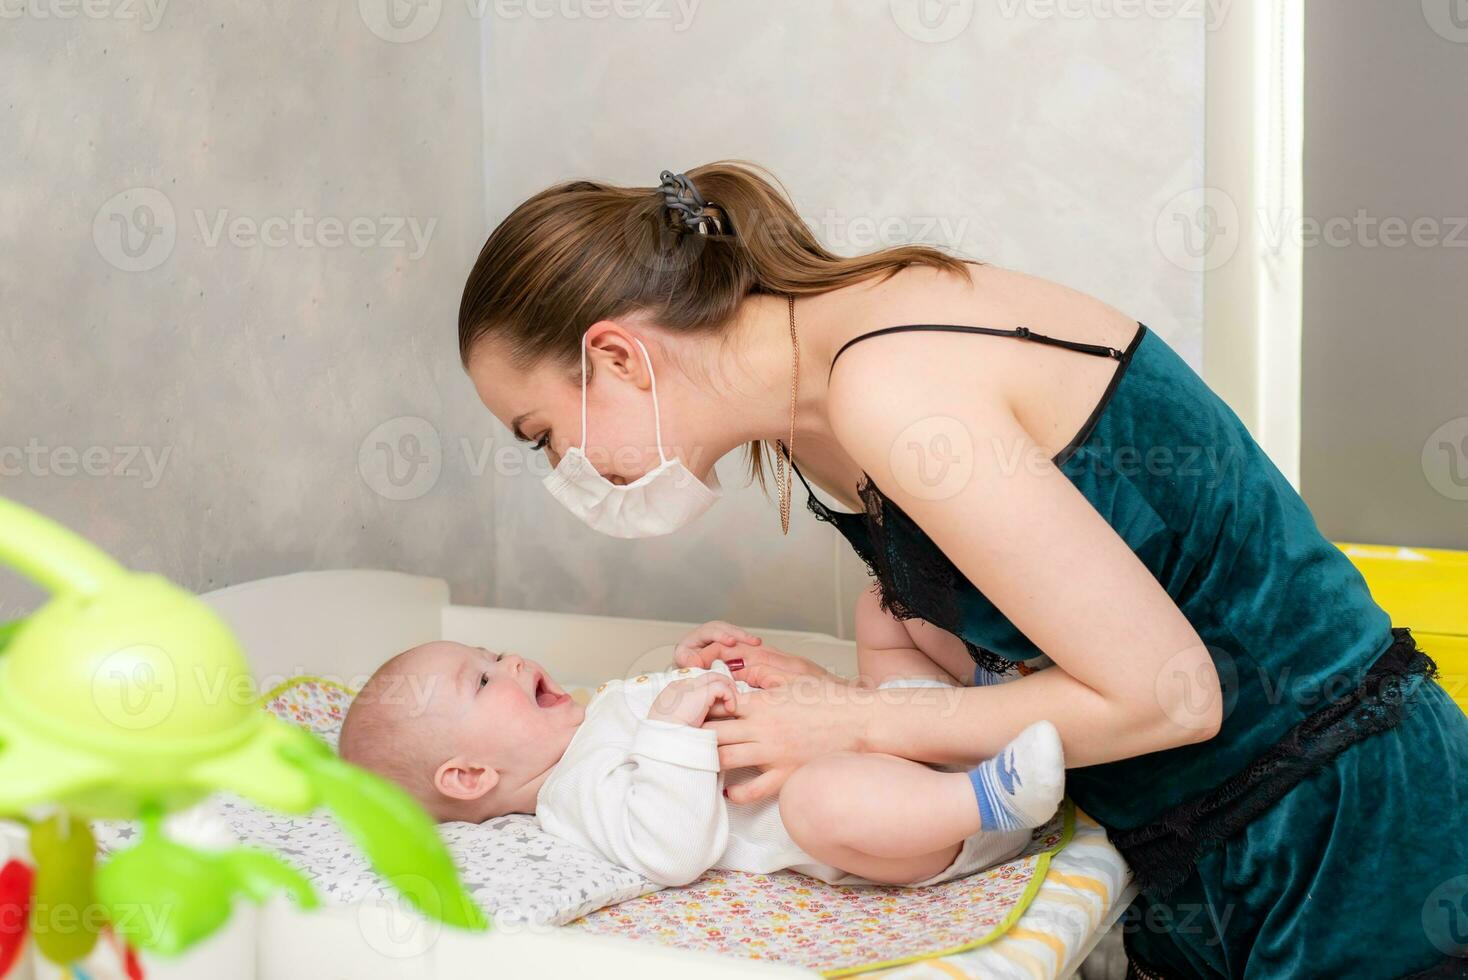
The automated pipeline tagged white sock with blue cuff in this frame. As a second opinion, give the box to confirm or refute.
[967,720,1065,833]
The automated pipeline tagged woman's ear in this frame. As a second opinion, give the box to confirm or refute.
[434,757,501,802]
[585,321,652,389]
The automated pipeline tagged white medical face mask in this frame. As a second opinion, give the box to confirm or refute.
[542,333,722,538]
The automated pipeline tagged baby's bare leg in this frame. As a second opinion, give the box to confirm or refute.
[855,586,976,687]
[779,751,979,885]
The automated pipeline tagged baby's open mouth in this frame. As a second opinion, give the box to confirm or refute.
[534,673,568,708]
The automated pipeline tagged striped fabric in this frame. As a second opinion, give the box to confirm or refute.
[865,810,1131,980]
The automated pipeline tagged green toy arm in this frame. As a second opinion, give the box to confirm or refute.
[220,849,319,910]
[280,740,488,931]
[97,814,322,957]
[0,497,124,597]
[0,619,24,655]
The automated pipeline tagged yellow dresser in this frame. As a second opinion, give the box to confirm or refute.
[1338,543,1468,715]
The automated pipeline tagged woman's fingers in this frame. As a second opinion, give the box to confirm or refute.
[726,768,788,805]
[702,621,761,645]
[716,622,762,647]
[721,646,838,689]
[673,621,762,667]
[681,644,844,690]
[716,741,769,770]
[700,715,751,744]
[677,639,755,670]
[736,658,804,689]
[705,683,864,776]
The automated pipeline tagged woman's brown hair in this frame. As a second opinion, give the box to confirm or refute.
[457,160,970,491]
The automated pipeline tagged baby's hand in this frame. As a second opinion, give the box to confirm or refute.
[673,620,762,669]
[648,673,738,728]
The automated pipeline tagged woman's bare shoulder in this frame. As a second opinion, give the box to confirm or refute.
[825,261,1144,463]
[842,261,1138,350]
[965,263,1140,348]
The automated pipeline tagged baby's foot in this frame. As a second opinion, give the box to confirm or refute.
[968,720,1065,832]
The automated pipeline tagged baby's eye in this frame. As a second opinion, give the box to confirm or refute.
[531,433,550,452]
[479,672,490,690]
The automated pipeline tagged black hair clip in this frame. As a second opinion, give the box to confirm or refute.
[658,170,725,236]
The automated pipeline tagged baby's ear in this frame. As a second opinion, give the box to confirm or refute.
[434,757,501,801]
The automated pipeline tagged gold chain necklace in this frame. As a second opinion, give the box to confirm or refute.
[774,294,799,535]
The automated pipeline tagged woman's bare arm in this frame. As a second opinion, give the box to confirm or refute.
[825,343,1223,767]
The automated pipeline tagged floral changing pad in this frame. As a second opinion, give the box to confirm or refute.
[565,802,1075,977]
[260,675,353,747]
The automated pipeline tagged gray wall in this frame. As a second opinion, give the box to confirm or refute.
[0,1,492,618]
[3,2,1205,638]
[1302,0,1468,550]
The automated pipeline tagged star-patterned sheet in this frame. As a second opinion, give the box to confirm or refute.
[94,677,658,926]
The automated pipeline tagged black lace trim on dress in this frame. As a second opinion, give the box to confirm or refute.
[804,475,1019,677]
[1123,955,1174,980]
[1112,627,1440,901]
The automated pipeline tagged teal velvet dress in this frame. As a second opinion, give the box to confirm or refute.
[792,322,1468,978]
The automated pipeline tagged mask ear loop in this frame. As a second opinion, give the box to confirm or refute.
[578,329,590,452]
[580,333,668,465]
[632,337,669,465]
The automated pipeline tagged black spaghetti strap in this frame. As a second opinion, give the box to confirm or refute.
[788,458,819,497]
[1010,326,1127,360]
[787,458,858,524]
[827,323,1126,380]
[798,321,1145,520]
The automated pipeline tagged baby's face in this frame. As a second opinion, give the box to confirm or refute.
[415,641,584,773]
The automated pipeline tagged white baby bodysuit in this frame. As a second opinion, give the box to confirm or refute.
[534,660,1033,888]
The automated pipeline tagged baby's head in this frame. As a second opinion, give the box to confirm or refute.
[339,640,584,823]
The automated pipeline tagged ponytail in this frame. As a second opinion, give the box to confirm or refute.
[458,160,972,491]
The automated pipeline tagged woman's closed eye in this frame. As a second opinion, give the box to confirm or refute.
[511,415,550,452]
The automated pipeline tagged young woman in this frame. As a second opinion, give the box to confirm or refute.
[456,162,1467,978]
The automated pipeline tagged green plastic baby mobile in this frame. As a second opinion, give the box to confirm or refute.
[0,496,487,978]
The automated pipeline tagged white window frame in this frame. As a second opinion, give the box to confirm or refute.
[1204,0,1305,486]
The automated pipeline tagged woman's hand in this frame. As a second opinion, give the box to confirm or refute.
[678,641,848,691]
[702,678,866,803]
[672,620,763,669]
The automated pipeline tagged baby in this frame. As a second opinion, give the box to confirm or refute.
[339,625,1064,889]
